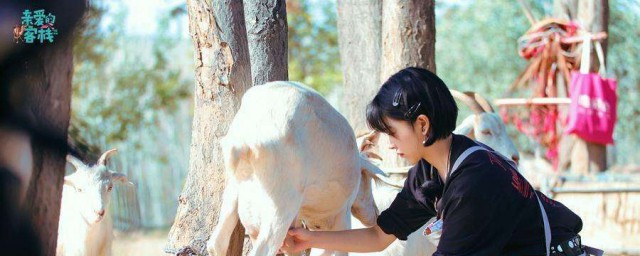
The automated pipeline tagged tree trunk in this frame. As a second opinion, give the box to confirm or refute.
[244,0,289,85]
[0,2,84,254]
[378,0,436,168]
[23,32,75,256]
[554,0,609,174]
[165,0,252,255]
[337,0,383,134]
[380,0,436,79]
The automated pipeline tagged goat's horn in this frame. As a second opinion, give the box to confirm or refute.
[449,89,484,114]
[98,148,118,166]
[466,91,495,113]
[356,130,378,139]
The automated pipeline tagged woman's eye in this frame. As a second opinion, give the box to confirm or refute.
[481,130,492,135]
[107,186,113,192]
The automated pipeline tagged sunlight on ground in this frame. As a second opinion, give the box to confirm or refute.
[113,229,169,256]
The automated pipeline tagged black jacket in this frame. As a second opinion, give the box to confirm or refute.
[377,134,583,255]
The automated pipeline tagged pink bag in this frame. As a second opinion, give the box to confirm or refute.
[565,37,617,145]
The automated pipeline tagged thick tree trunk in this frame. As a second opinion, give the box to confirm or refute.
[378,0,436,168]
[0,2,84,254]
[380,0,436,79]
[555,0,609,174]
[337,0,382,134]
[23,33,75,256]
[244,0,289,85]
[165,0,252,255]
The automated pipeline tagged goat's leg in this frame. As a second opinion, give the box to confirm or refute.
[207,180,240,256]
[97,235,112,256]
[249,198,302,256]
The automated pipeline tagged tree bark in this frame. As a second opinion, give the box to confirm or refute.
[244,0,289,85]
[554,0,609,174]
[165,0,252,255]
[380,0,436,79]
[378,0,436,168]
[23,33,75,256]
[337,0,382,134]
[0,2,84,254]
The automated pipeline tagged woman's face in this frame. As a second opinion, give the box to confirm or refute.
[383,116,427,164]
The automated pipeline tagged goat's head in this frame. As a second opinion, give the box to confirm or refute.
[451,90,520,164]
[64,149,130,224]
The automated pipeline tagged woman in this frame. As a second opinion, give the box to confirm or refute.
[280,67,584,255]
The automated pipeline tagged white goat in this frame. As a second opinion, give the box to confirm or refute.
[352,91,520,255]
[56,149,131,256]
[206,81,390,256]
[450,90,520,163]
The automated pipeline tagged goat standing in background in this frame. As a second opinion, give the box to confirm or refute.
[450,90,520,164]
[57,149,131,256]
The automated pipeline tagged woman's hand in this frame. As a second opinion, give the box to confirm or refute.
[279,225,395,254]
[280,228,314,254]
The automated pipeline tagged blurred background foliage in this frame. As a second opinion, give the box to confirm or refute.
[286,0,341,95]
[69,0,639,230]
[70,0,194,229]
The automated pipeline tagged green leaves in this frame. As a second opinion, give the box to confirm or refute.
[287,0,342,95]
[71,0,193,146]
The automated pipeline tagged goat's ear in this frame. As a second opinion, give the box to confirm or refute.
[454,115,476,139]
[63,176,76,188]
[111,172,132,186]
[66,155,84,172]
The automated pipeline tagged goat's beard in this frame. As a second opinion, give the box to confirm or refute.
[93,214,104,223]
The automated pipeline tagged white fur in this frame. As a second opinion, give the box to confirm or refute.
[454,112,520,163]
[451,90,519,163]
[56,150,130,256]
[206,81,388,256]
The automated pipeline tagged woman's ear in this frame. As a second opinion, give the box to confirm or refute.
[415,114,430,135]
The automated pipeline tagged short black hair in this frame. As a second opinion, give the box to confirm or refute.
[366,67,458,146]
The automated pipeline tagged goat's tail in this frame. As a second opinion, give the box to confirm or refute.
[358,154,404,189]
[220,136,253,179]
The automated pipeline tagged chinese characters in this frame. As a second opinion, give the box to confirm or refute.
[17,9,58,44]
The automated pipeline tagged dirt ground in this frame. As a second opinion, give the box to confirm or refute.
[113,229,170,256]
[112,226,639,256]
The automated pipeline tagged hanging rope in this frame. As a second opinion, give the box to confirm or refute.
[503,18,607,169]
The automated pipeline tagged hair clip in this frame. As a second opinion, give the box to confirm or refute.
[404,102,422,119]
[392,90,402,107]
